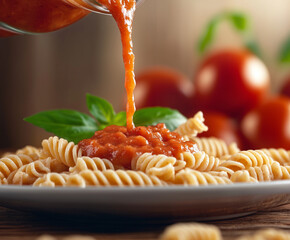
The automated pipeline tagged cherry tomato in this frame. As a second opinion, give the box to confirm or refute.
[134,66,194,116]
[281,76,290,97]
[197,111,242,148]
[241,96,290,149]
[193,49,270,119]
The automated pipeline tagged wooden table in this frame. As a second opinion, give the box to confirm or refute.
[0,199,289,239]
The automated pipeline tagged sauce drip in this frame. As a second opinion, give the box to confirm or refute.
[98,0,136,130]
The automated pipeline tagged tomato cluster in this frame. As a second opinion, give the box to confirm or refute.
[133,49,290,150]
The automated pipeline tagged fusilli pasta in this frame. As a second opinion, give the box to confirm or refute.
[9,158,58,185]
[16,146,41,159]
[175,169,232,185]
[216,150,275,175]
[132,153,176,181]
[69,157,115,173]
[236,228,290,240]
[41,136,82,167]
[33,173,70,187]
[0,154,34,180]
[175,111,208,138]
[65,170,168,187]
[179,151,220,172]
[191,137,240,158]
[160,223,222,240]
[260,148,290,166]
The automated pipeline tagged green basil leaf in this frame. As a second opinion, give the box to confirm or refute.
[279,36,290,63]
[86,94,115,124]
[134,107,187,131]
[24,110,99,144]
[227,13,248,32]
[198,17,219,54]
[111,111,127,126]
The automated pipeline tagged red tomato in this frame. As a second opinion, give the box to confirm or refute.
[134,66,194,116]
[193,49,270,119]
[281,76,290,97]
[198,111,242,148]
[241,96,290,149]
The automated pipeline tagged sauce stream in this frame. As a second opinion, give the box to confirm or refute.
[98,0,136,130]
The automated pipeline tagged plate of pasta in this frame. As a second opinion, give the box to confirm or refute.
[0,112,289,220]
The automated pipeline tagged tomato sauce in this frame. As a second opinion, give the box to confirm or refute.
[98,0,136,131]
[79,124,199,169]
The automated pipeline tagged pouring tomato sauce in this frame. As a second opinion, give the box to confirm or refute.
[78,0,198,168]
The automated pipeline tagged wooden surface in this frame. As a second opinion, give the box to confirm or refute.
[0,199,290,239]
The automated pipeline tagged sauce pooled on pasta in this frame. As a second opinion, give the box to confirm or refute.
[79,124,199,169]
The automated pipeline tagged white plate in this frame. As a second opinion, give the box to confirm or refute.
[0,181,290,221]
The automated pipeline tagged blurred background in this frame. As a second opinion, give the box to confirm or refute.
[0,0,290,149]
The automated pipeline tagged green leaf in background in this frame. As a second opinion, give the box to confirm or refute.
[86,93,115,125]
[198,18,219,54]
[134,107,187,131]
[279,36,290,63]
[226,12,249,32]
[197,11,262,58]
[24,110,99,144]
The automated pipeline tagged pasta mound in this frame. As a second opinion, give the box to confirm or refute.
[0,111,289,187]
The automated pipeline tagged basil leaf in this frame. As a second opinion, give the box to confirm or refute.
[279,36,290,63]
[86,94,115,124]
[134,107,187,131]
[198,18,219,54]
[227,13,248,32]
[24,110,99,144]
[111,111,127,126]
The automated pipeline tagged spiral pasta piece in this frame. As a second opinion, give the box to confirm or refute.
[66,170,167,187]
[271,161,290,180]
[217,150,274,174]
[132,153,176,181]
[0,154,34,180]
[237,228,290,240]
[175,112,208,137]
[69,157,115,174]
[230,171,258,183]
[10,158,52,185]
[230,161,290,183]
[160,223,222,240]
[16,146,41,160]
[260,148,290,166]
[33,173,70,187]
[190,137,240,158]
[175,169,231,185]
[179,151,220,172]
[41,136,82,167]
